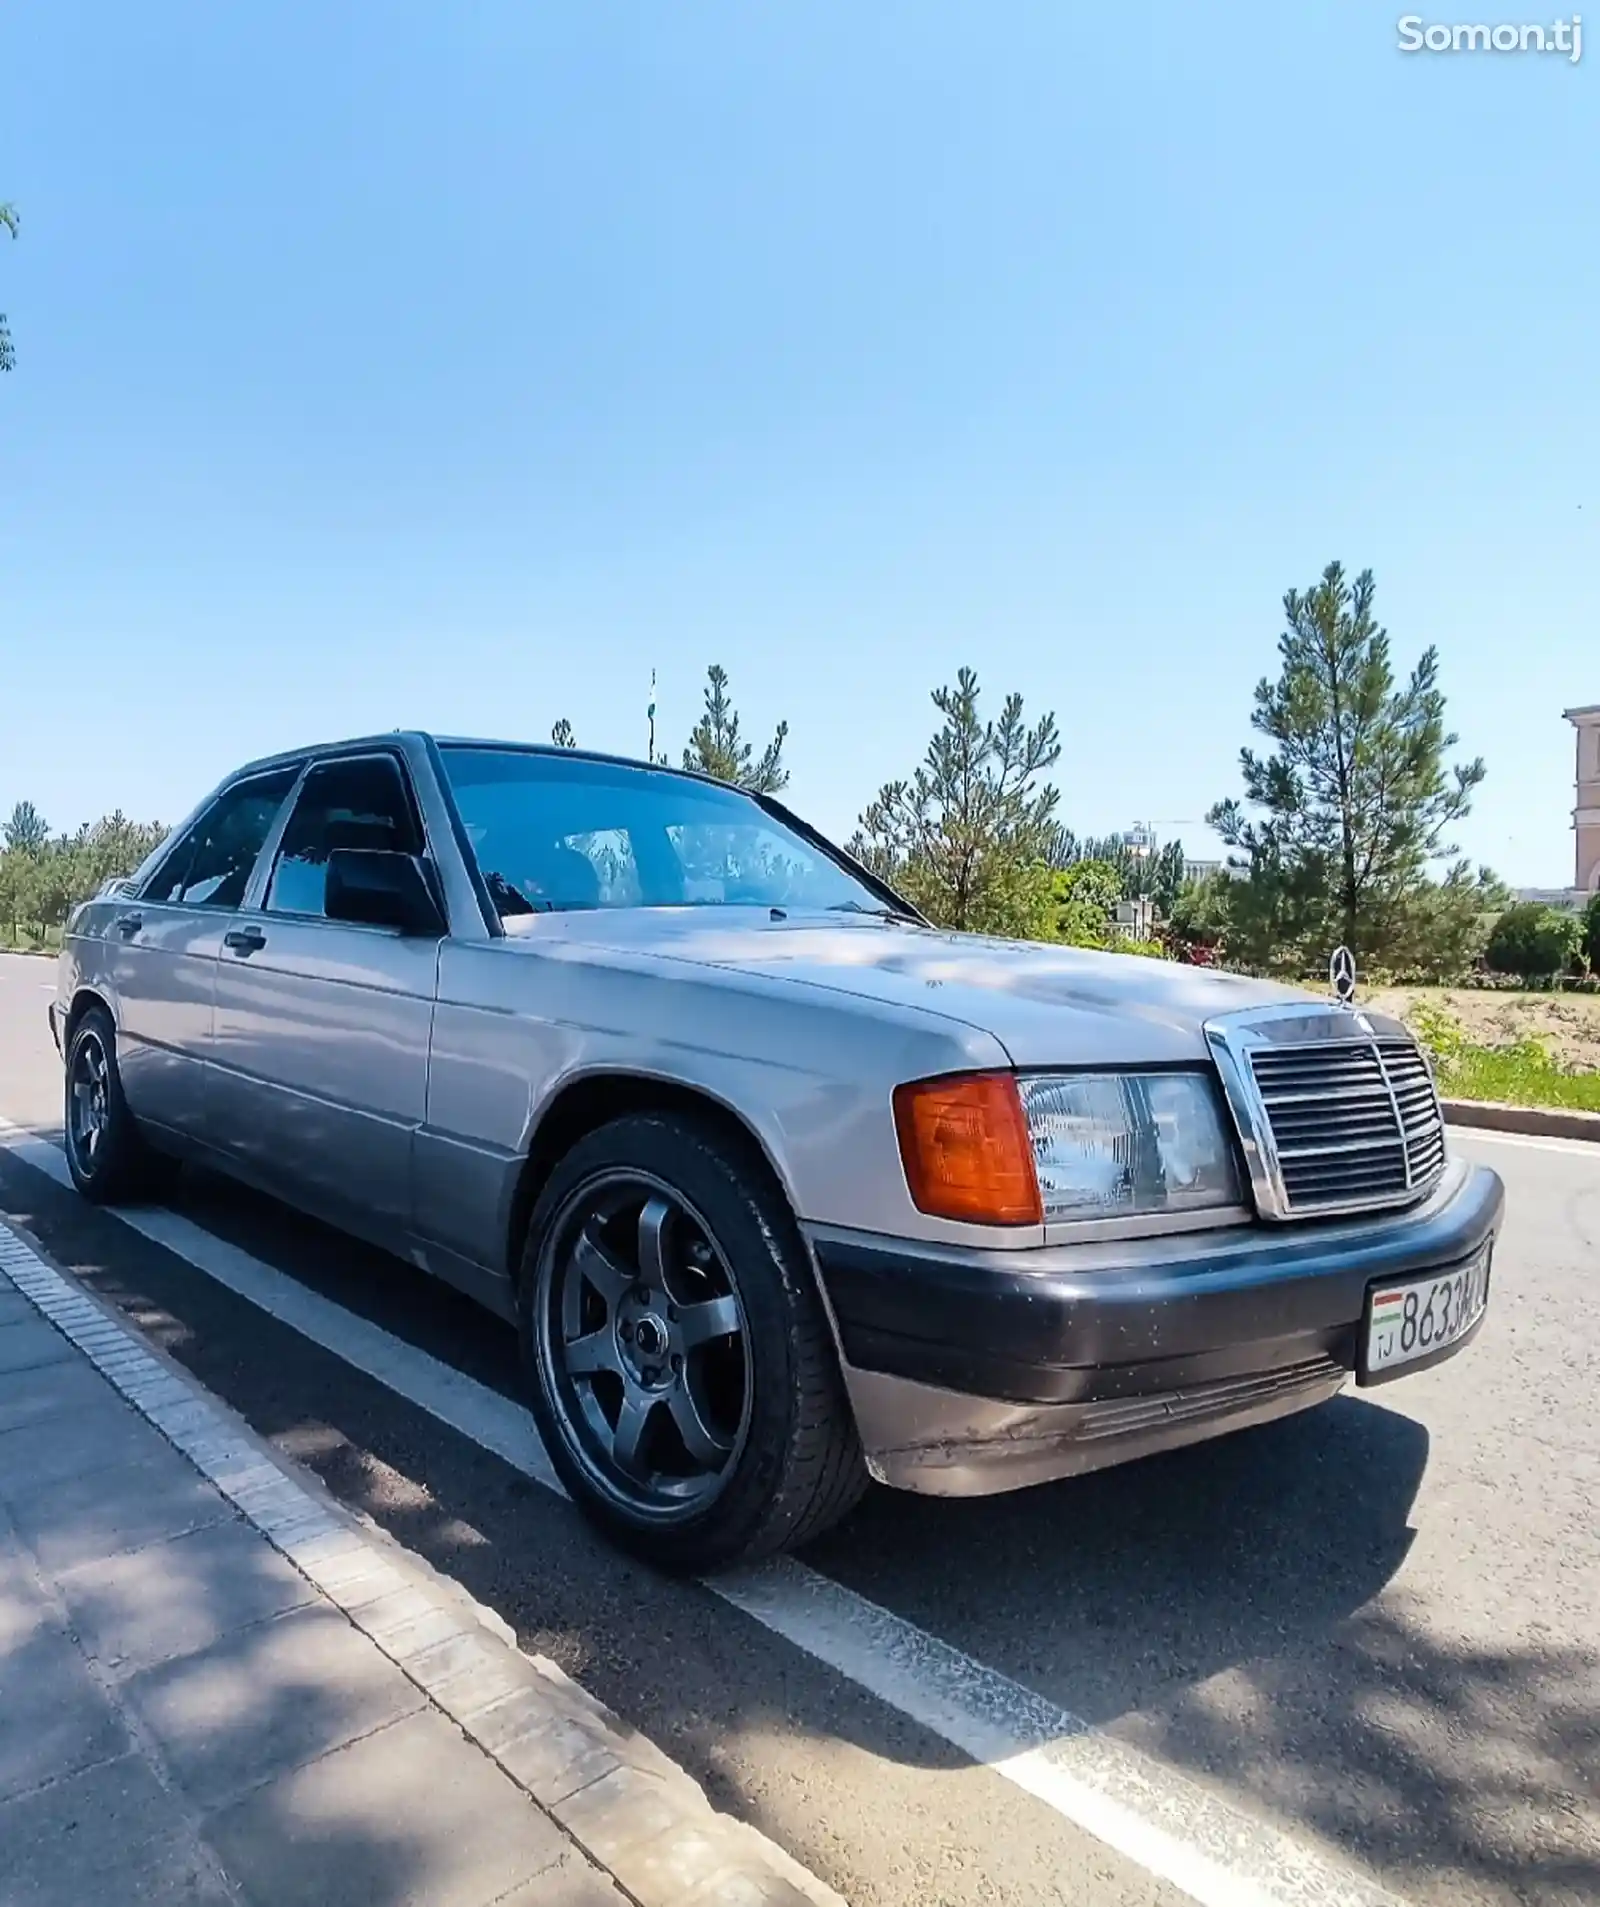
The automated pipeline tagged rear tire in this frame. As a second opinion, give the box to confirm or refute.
[63,1005,182,1204]
[518,1112,867,1572]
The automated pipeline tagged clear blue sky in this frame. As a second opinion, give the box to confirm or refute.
[2,2,1594,882]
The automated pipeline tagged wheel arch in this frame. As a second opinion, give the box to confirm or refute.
[64,985,117,1046]
[505,1071,805,1286]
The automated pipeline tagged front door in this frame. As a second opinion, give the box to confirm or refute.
[111,767,301,1144]
[207,751,441,1238]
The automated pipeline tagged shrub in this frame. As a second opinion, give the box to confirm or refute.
[1483,903,1582,983]
[1583,892,1600,972]
[1407,999,1464,1064]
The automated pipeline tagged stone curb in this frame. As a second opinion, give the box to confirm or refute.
[0,1221,846,1907]
[1442,1098,1600,1143]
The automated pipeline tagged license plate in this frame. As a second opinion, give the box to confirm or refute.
[1363,1246,1491,1378]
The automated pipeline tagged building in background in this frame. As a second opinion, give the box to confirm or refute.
[1566,704,1600,894]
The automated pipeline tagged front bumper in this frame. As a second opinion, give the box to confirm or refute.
[48,998,65,1057]
[809,1157,1504,1496]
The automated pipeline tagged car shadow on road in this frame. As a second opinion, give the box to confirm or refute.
[3,1135,1595,1906]
[799,1398,1600,1905]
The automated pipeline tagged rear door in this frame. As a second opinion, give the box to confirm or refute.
[207,750,441,1238]
[108,768,301,1143]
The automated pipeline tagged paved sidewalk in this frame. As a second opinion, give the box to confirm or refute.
[0,1221,840,1907]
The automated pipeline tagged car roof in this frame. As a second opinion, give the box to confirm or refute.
[224,731,729,793]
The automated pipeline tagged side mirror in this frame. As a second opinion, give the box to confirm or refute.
[325,850,446,937]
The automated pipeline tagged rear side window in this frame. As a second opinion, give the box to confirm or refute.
[265,755,424,919]
[143,769,301,910]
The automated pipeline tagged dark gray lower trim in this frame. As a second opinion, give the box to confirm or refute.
[844,1360,1349,1498]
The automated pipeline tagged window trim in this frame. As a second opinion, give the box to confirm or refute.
[135,765,305,913]
[423,735,504,938]
[434,741,925,926]
[244,747,439,929]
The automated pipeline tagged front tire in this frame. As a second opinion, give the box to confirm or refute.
[518,1113,867,1572]
[63,1006,180,1204]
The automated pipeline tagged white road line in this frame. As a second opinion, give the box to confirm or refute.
[0,1118,1407,1907]
[1452,1126,1599,1160]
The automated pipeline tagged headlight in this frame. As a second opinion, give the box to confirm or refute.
[893,1069,1241,1226]
[1019,1072,1240,1220]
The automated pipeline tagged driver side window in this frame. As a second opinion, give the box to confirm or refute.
[265,755,424,919]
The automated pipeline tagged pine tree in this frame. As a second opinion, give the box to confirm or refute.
[1208,562,1484,963]
[851,668,1060,936]
[3,800,48,853]
[681,665,789,792]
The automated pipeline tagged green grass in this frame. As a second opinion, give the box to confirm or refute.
[1432,1042,1600,1112]
[0,928,62,954]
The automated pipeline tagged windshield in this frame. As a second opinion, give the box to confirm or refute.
[438,746,903,923]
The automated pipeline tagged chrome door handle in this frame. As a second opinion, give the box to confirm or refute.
[113,912,143,938]
[223,926,267,956]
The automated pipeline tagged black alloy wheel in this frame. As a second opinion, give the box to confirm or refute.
[519,1112,867,1571]
[63,1005,179,1203]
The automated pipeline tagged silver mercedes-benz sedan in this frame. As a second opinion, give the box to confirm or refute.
[51,732,1504,1571]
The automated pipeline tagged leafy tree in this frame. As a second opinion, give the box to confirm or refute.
[1484,902,1582,983]
[0,850,23,941]
[1055,858,1121,914]
[1053,830,1188,918]
[1051,858,1122,947]
[1583,891,1600,972]
[550,719,577,748]
[3,799,48,853]
[0,809,167,945]
[0,201,16,374]
[851,669,1061,936]
[1208,562,1484,963]
[1164,872,1234,963]
[682,664,789,792]
[1368,864,1507,982]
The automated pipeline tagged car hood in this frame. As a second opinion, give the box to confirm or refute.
[505,908,1316,1066]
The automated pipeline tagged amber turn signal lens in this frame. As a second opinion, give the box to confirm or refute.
[893,1073,1043,1226]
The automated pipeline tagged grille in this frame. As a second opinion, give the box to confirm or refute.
[1246,1036,1446,1214]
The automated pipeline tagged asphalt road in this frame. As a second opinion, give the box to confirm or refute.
[2,949,1596,1907]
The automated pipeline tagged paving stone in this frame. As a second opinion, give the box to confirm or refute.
[0,1358,114,1435]
[0,1283,37,1326]
[492,1850,631,1905]
[0,1555,53,1652]
[459,1682,557,1750]
[121,1600,424,1809]
[364,1600,463,1659]
[0,1316,75,1375]
[208,1707,572,1907]
[0,1504,55,1652]
[5,1451,233,1571]
[0,1398,173,1493]
[0,1751,229,1905]
[0,1621,133,1800]
[496,1707,624,1809]
[596,1814,752,1906]
[679,1868,824,1907]
[55,1515,319,1678]
[555,1763,712,1873]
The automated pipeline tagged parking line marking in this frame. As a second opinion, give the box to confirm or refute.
[0,1119,1408,1907]
[1451,1126,1599,1159]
